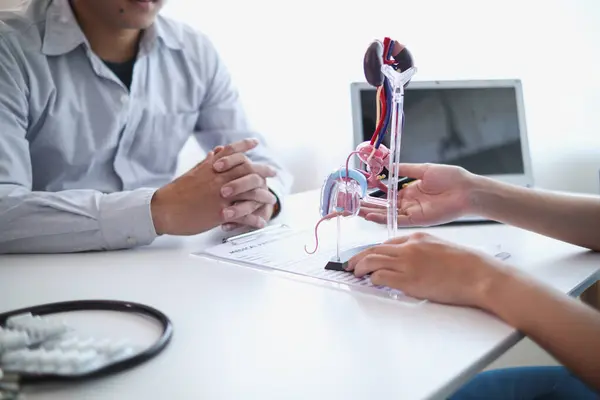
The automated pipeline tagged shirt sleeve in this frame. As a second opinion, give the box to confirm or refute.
[190,35,293,217]
[0,37,158,254]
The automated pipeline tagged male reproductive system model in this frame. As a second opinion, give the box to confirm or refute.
[305,37,416,254]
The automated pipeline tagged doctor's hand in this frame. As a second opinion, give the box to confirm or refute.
[347,232,505,308]
[360,163,476,227]
[211,142,278,231]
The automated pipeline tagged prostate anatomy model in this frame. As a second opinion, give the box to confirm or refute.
[305,37,417,258]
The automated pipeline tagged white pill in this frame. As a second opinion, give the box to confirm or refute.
[57,337,79,351]
[24,316,42,331]
[21,350,38,366]
[40,362,56,374]
[1,349,25,364]
[38,349,57,366]
[79,349,97,363]
[107,339,130,356]
[6,313,33,329]
[0,330,30,351]
[44,322,67,337]
[93,338,112,353]
[24,362,39,373]
[41,337,62,350]
[75,337,95,351]
[72,350,97,372]
[115,346,135,360]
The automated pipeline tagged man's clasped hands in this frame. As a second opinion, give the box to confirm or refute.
[151,138,279,236]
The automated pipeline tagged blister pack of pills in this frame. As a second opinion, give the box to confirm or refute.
[0,313,137,377]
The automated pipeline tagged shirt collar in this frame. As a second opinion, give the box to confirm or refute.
[152,16,183,51]
[41,0,88,56]
[41,0,183,57]
[139,16,183,55]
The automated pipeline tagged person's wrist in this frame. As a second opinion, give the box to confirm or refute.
[150,187,171,235]
[472,260,519,313]
[465,173,496,217]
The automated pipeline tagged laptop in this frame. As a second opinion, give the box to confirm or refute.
[349,78,534,222]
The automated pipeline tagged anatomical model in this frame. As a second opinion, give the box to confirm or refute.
[305,37,417,269]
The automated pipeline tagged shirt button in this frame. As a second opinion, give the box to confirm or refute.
[120,94,129,104]
[59,16,68,24]
[127,237,136,245]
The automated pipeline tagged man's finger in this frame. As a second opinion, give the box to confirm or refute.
[195,150,215,168]
[213,153,248,173]
[222,200,262,221]
[360,200,386,210]
[222,222,243,232]
[362,211,386,224]
[383,235,412,245]
[213,138,259,160]
[255,203,275,221]
[252,164,277,179]
[347,244,398,271]
[222,162,276,183]
[348,245,402,273]
[223,203,273,231]
[361,209,415,227]
[213,145,225,154]
[358,206,385,218]
[229,211,267,229]
[370,269,409,290]
[396,215,414,227]
[395,163,430,180]
[221,174,265,199]
[352,254,399,278]
[228,188,277,205]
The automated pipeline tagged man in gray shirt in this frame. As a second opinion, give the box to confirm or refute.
[0,0,293,253]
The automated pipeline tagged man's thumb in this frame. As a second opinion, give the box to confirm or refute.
[396,163,429,179]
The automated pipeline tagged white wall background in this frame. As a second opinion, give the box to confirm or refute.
[162,0,600,194]
[3,0,599,194]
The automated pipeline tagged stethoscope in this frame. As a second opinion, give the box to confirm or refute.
[0,299,173,398]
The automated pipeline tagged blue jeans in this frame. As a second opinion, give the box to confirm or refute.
[448,366,599,399]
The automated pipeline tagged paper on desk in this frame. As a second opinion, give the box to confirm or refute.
[193,225,510,303]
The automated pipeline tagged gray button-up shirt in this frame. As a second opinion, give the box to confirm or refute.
[0,0,292,253]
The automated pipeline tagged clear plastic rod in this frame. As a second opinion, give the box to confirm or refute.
[336,214,341,261]
[382,65,416,240]
[387,92,402,239]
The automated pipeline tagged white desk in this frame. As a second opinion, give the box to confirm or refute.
[1,189,598,400]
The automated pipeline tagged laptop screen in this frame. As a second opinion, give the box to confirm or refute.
[358,85,525,176]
